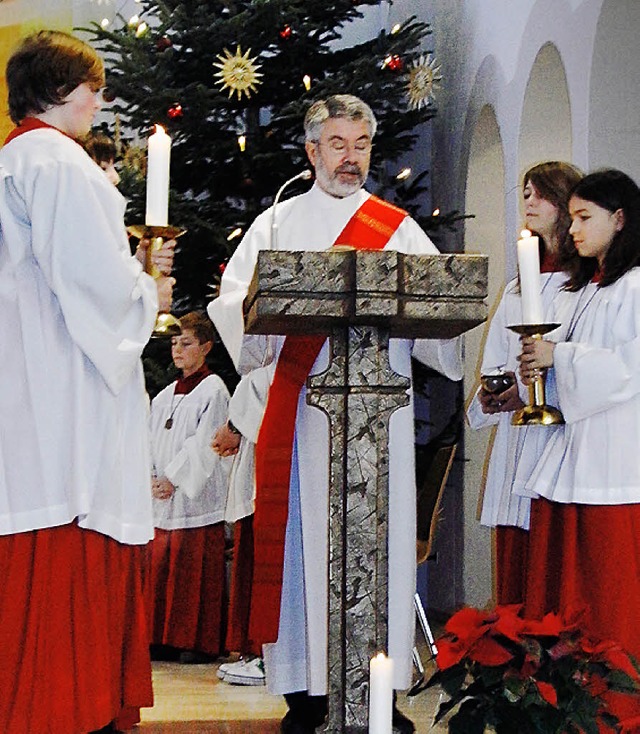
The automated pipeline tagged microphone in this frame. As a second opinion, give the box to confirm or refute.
[270,169,313,250]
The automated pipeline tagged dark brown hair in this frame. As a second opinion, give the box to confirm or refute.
[6,30,104,124]
[178,311,215,345]
[523,161,583,268]
[83,132,117,165]
[564,169,640,290]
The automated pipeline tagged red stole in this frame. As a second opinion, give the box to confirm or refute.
[248,194,408,648]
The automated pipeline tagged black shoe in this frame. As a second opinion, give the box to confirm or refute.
[392,705,416,734]
[280,710,317,734]
[282,692,328,733]
[179,650,216,664]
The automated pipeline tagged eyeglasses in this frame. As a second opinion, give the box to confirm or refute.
[313,138,373,157]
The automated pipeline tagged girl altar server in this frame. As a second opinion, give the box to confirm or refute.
[518,169,640,727]
[467,161,582,604]
[148,312,231,661]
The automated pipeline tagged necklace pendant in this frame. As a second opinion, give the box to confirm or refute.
[165,418,173,430]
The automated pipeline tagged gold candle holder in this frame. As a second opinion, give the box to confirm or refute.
[507,322,564,426]
[127,224,186,337]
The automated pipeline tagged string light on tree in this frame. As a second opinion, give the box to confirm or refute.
[279,25,292,40]
[237,134,246,152]
[135,22,148,37]
[303,74,311,91]
[227,227,243,241]
[382,54,403,71]
[390,23,402,34]
[396,167,411,181]
[167,103,183,119]
[406,54,441,109]
[213,46,263,100]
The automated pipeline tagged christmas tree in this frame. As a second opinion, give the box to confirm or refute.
[83,0,452,315]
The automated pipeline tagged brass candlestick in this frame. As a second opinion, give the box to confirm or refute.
[127,224,186,337]
[508,322,564,426]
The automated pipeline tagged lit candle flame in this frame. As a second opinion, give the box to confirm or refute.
[237,134,246,152]
[227,227,243,241]
[521,229,532,238]
[303,74,311,91]
[391,23,402,34]
[396,167,411,180]
[433,208,440,216]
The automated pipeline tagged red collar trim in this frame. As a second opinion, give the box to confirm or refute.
[174,364,211,395]
[5,117,76,146]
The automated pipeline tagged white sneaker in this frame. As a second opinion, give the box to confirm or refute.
[219,656,265,686]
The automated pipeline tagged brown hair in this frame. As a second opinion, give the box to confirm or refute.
[178,311,215,345]
[6,30,104,124]
[83,132,117,166]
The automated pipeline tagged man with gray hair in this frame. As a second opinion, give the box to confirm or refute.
[209,94,461,733]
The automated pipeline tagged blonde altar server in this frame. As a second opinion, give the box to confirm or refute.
[466,162,581,604]
[208,94,461,734]
[518,169,640,730]
[148,312,231,661]
[0,31,174,734]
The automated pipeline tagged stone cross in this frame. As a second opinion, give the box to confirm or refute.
[245,249,487,733]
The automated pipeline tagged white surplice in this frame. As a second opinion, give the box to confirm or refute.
[518,268,640,505]
[0,128,158,544]
[208,183,462,694]
[224,364,274,523]
[150,375,231,529]
[466,273,564,528]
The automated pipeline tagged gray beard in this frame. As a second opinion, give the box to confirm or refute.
[314,158,367,198]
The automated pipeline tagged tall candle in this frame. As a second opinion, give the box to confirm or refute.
[516,229,544,324]
[369,653,393,734]
[145,124,171,226]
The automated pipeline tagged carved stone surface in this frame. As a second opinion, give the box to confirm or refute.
[308,327,409,732]
[245,250,488,734]
[245,249,488,338]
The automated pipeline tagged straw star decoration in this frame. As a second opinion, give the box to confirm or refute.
[213,46,263,100]
[406,54,442,109]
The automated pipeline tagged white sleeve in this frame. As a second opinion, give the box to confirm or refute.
[208,215,276,372]
[23,155,157,394]
[164,381,231,499]
[228,363,275,444]
[554,279,640,422]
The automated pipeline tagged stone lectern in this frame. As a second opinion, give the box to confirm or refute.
[244,249,488,734]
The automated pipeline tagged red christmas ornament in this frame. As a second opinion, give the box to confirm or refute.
[167,103,183,119]
[387,55,404,72]
[156,35,173,52]
[102,87,116,103]
[279,25,292,40]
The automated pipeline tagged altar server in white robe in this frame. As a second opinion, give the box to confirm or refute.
[211,365,273,685]
[0,30,174,734]
[467,162,581,605]
[208,94,462,734]
[518,169,640,729]
[148,312,231,660]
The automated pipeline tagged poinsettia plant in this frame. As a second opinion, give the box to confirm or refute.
[412,604,640,734]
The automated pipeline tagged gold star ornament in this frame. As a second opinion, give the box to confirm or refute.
[213,46,263,100]
[406,54,442,109]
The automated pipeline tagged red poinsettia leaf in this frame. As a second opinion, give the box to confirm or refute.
[444,606,493,637]
[519,611,565,637]
[469,636,514,666]
[535,680,558,707]
[436,639,468,669]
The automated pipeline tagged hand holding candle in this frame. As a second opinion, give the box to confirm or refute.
[145,124,171,226]
[516,229,544,324]
[369,652,393,734]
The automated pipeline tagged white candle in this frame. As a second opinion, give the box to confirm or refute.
[145,124,171,226]
[369,652,393,734]
[516,229,544,324]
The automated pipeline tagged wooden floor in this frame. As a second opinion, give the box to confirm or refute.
[130,657,448,733]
